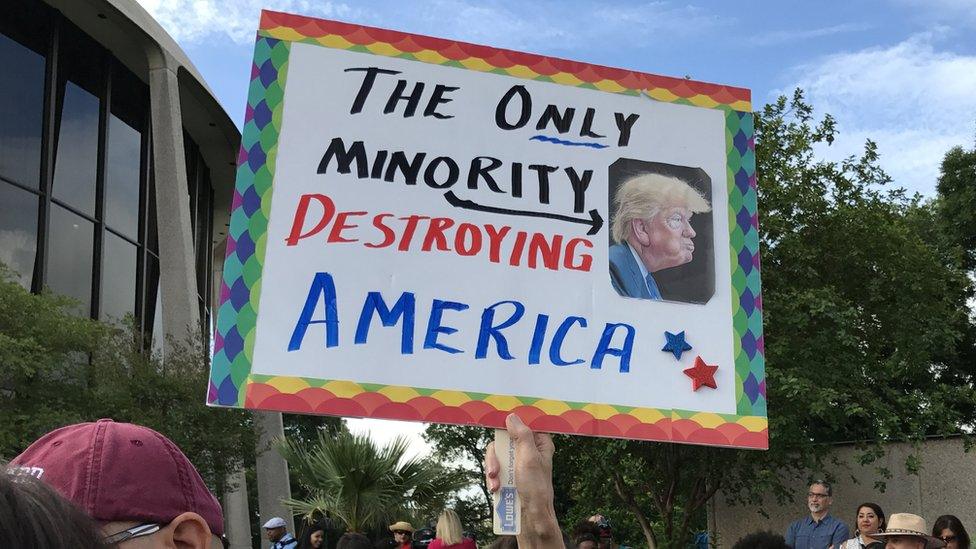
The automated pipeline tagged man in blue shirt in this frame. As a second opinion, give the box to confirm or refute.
[264,517,298,549]
[785,481,849,549]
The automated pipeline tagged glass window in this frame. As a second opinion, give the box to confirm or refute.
[104,64,145,240]
[51,25,102,216]
[184,133,198,237]
[147,174,159,255]
[195,169,212,298]
[0,182,39,288]
[0,31,45,188]
[100,230,137,324]
[51,81,99,215]
[104,114,141,238]
[46,204,93,315]
[152,286,164,357]
[144,252,164,355]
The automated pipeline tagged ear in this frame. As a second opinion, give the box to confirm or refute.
[630,218,650,246]
[169,512,214,549]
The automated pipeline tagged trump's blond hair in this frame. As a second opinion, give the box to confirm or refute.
[610,173,711,244]
[435,509,463,545]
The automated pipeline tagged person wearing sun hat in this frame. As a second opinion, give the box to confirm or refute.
[390,521,415,549]
[872,513,946,549]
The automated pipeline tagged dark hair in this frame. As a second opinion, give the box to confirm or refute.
[338,532,374,549]
[810,479,832,496]
[731,531,790,549]
[573,520,602,545]
[297,520,329,549]
[0,470,109,548]
[934,515,971,549]
[854,502,886,533]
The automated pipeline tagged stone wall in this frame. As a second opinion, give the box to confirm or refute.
[709,438,975,547]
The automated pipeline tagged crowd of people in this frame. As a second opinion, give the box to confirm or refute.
[774,480,969,549]
[1,415,971,549]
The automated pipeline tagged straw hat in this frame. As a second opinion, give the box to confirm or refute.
[389,521,415,533]
[872,514,945,549]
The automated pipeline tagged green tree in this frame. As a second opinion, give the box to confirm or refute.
[0,265,254,495]
[929,141,976,423]
[278,430,468,532]
[422,424,495,540]
[936,143,976,271]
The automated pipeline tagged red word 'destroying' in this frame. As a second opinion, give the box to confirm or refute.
[285,193,593,272]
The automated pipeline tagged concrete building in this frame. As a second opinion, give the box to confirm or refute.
[0,0,289,546]
[709,437,976,547]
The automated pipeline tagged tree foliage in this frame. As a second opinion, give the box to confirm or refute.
[422,424,495,539]
[936,143,976,271]
[0,266,254,495]
[278,430,468,532]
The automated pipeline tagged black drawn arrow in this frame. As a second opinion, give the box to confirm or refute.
[443,191,604,236]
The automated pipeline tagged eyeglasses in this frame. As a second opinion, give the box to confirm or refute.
[394,531,411,535]
[941,536,958,543]
[103,523,161,544]
[807,492,830,499]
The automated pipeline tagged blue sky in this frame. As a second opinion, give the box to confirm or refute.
[137,0,976,196]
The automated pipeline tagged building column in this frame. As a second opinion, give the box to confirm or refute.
[223,467,252,549]
[147,51,199,340]
[255,410,295,548]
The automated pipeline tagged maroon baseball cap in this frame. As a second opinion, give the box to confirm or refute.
[10,419,224,536]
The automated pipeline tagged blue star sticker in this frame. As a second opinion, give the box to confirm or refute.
[662,331,693,360]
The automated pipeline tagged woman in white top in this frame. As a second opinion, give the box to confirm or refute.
[838,503,886,549]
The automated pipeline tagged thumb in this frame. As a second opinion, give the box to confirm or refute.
[505,413,531,441]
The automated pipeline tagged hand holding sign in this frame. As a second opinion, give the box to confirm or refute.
[486,415,561,549]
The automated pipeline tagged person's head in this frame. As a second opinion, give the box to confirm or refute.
[298,520,327,549]
[338,532,374,549]
[436,509,463,545]
[264,517,289,542]
[0,468,109,548]
[855,503,886,536]
[586,515,615,549]
[731,530,790,549]
[806,480,833,516]
[9,419,224,548]
[574,519,602,549]
[933,515,970,549]
[390,521,414,545]
[873,513,944,549]
[611,173,711,273]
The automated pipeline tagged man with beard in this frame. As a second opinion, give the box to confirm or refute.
[785,481,850,549]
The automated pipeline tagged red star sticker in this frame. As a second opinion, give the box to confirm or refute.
[683,356,718,391]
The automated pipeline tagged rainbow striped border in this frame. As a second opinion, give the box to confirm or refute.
[208,12,766,449]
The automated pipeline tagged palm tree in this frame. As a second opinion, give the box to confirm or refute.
[277,429,468,532]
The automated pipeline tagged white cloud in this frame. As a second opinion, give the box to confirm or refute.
[591,2,723,35]
[134,0,723,54]
[376,1,723,53]
[779,32,976,195]
[134,0,358,45]
[399,0,574,52]
[753,23,872,46]
[894,0,976,28]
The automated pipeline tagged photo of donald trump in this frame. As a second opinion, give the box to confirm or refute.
[609,173,711,301]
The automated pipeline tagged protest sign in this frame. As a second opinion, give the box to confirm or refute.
[208,10,767,449]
